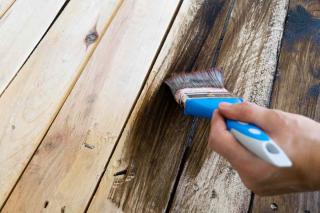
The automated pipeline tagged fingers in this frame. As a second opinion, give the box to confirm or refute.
[218,102,281,132]
[209,110,257,167]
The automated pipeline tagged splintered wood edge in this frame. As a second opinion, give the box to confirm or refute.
[87,0,204,212]
[0,0,68,96]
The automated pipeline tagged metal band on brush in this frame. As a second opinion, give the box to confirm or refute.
[175,88,233,105]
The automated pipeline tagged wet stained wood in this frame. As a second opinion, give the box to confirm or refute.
[0,0,67,96]
[252,0,320,212]
[171,0,289,212]
[0,0,15,17]
[88,0,236,212]
[2,0,180,212]
[0,0,121,208]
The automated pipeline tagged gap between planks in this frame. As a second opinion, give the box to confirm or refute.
[0,0,68,97]
[3,0,182,212]
[165,0,237,211]
[0,0,16,18]
[1,1,124,208]
[0,0,123,209]
[84,0,185,211]
[0,0,71,99]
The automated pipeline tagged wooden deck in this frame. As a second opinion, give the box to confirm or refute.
[0,0,319,212]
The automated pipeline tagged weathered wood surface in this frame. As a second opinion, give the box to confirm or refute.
[170,0,289,212]
[0,0,121,208]
[2,0,181,212]
[252,0,320,212]
[88,0,238,212]
[1,0,318,211]
[0,0,15,17]
[0,0,67,96]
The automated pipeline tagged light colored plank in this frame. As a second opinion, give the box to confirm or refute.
[3,0,181,212]
[0,0,121,207]
[0,0,67,96]
[0,0,15,18]
[171,0,289,212]
[253,0,320,212]
[88,0,236,212]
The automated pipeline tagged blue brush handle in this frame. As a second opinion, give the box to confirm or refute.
[185,98,292,167]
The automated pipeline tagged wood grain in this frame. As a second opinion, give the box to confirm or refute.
[171,0,289,212]
[252,0,320,212]
[88,0,236,212]
[0,0,15,18]
[0,0,67,96]
[0,0,121,207]
[2,0,181,212]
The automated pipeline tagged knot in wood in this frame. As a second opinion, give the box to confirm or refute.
[85,31,99,47]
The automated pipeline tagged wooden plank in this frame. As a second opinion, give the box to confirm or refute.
[0,0,69,96]
[0,0,15,18]
[0,0,121,207]
[252,0,320,212]
[170,0,289,212]
[2,0,181,212]
[88,0,236,212]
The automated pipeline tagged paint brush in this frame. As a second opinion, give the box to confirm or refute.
[165,68,292,167]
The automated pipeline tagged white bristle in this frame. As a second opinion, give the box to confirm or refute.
[165,68,233,105]
[165,68,224,95]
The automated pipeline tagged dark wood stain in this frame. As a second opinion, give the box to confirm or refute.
[270,1,320,117]
[308,83,320,97]
[171,0,289,211]
[283,5,320,51]
[105,0,234,212]
[253,1,320,212]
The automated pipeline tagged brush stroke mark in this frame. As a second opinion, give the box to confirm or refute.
[283,5,320,50]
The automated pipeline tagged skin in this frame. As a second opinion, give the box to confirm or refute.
[208,102,320,196]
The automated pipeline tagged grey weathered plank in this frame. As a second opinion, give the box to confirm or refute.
[252,0,320,212]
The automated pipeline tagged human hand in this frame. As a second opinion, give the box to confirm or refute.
[208,102,320,196]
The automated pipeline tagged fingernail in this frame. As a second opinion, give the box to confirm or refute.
[219,102,232,110]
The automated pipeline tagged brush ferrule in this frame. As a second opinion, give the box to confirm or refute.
[175,88,231,105]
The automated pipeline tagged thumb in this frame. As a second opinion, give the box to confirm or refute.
[218,102,279,132]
